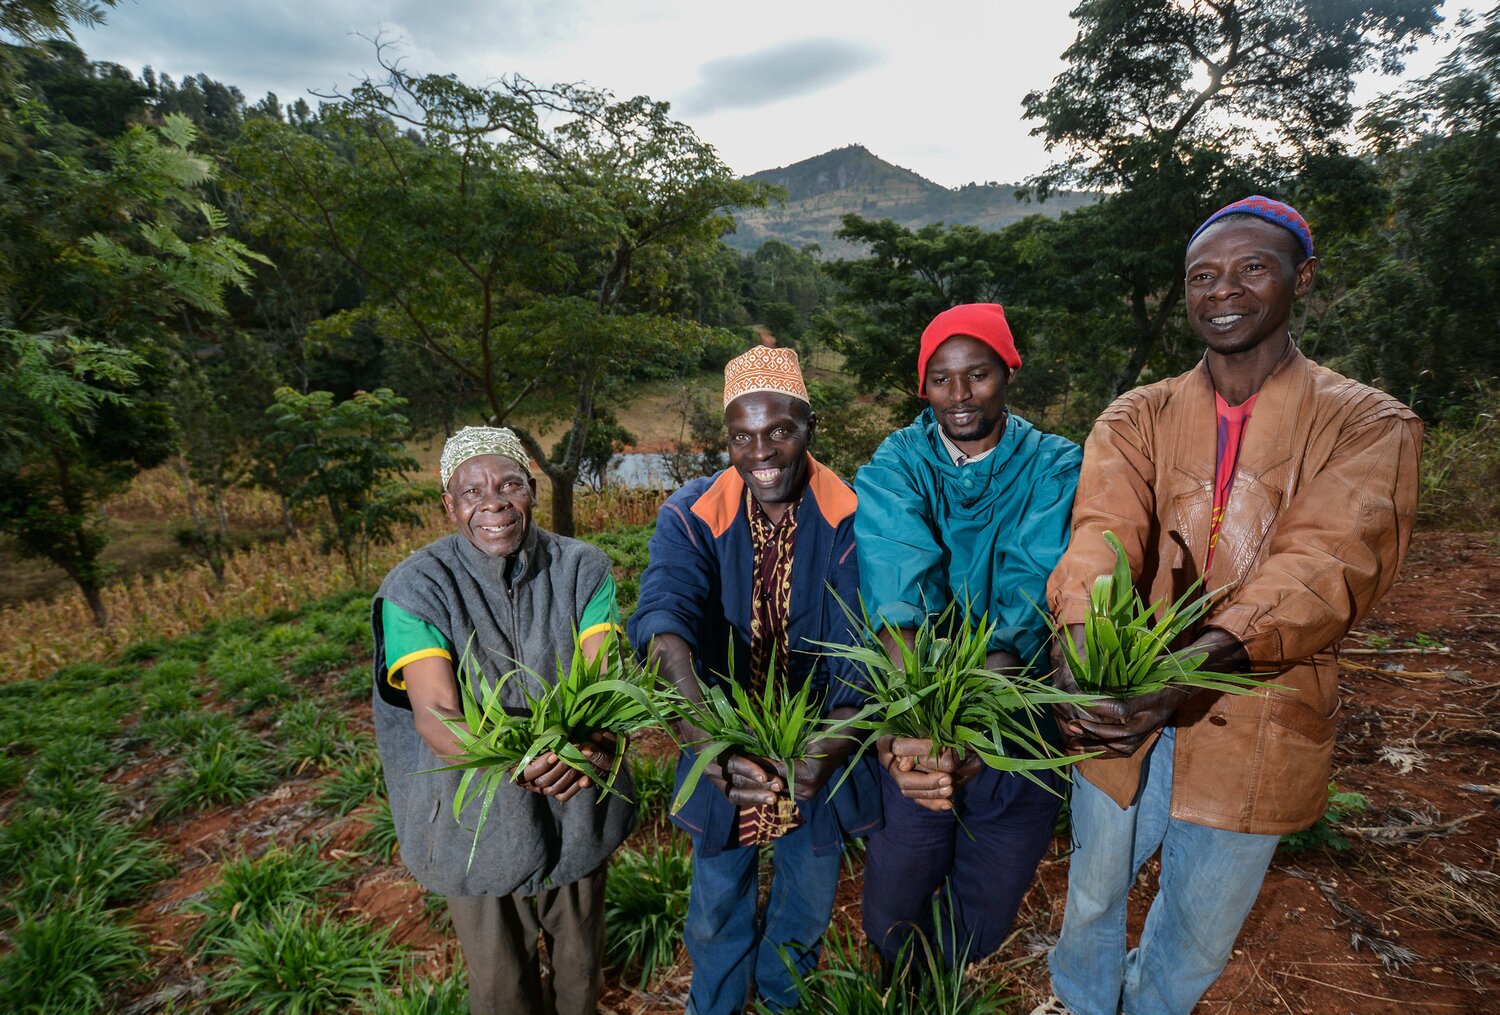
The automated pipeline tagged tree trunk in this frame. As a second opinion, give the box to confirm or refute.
[550,476,576,537]
[79,580,109,629]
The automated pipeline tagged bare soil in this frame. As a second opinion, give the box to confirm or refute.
[101,530,1500,1013]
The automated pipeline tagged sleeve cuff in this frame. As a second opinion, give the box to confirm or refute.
[387,647,452,689]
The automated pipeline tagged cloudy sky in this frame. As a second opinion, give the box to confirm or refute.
[79,0,1463,188]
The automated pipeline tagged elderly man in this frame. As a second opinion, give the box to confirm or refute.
[1033,198,1422,1015]
[853,303,1081,968]
[628,347,880,1015]
[371,426,632,1015]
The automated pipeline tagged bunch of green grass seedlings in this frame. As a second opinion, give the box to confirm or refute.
[156,729,274,816]
[291,640,355,678]
[315,748,385,815]
[816,602,1089,795]
[7,805,174,915]
[360,975,469,1015]
[357,800,400,861]
[1041,531,1269,698]
[208,633,280,694]
[435,629,664,867]
[260,621,322,656]
[206,901,407,1015]
[187,841,347,952]
[278,699,353,773]
[628,752,677,825]
[0,898,149,1013]
[605,837,693,988]
[143,707,243,752]
[666,646,872,814]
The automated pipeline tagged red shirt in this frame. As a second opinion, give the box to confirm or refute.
[1205,392,1258,575]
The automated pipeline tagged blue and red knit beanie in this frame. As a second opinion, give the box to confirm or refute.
[1189,196,1314,261]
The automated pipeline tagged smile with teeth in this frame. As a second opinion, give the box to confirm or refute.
[751,468,782,484]
[1210,314,1245,325]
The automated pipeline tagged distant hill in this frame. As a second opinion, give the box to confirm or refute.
[727,144,1096,257]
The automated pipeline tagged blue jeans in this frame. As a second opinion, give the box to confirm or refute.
[684,823,842,1015]
[862,765,1061,966]
[1049,727,1280,1015]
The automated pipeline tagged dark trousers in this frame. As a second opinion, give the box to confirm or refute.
[861,765,1061,966]
[447,867,607,1015]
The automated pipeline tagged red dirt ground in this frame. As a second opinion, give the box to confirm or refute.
[113,530,1500,1013]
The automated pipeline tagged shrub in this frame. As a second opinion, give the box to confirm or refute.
[1280,782,1370,852]
[0,901,148,1013]
[1419,397,1500,528]
[605,840,692,987]
[207,903,406,1014]
[188,841,347,951]
[157,736,274,816]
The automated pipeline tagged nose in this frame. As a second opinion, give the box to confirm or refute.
[951,374,972,403]
[1209,274,1243,300]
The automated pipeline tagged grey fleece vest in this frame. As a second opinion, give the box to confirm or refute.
[371,526,635,897]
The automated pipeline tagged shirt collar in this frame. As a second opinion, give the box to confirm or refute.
[938,425,998,467]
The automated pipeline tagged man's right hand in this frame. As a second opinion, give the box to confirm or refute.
[876,735,981,812]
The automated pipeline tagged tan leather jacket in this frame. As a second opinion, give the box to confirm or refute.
[1047,347,1422,834]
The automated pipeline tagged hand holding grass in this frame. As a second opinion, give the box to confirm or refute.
[515,730,620,802]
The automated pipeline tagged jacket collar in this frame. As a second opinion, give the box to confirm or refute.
[1176,342,1309,482]
[690,455,855,539]
[453,521,541,588]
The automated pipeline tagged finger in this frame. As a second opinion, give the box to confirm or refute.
[727,786,781,806]
[914,798,954,812]
[890,738,937,758]
[724,755,771,783]
[891,770,954,796]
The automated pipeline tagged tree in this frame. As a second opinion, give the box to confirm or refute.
[0,332,169,625]
[229,54,768,534]
[0,0,116,44]
[0,109,268,624]
[259,387,427,581]
[1341,5,1500,411]
[1022,0,1444,396]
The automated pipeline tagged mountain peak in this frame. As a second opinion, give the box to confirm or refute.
[731,146,1094,256]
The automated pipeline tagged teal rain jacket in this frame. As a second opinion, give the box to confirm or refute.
[854,409,1081,671]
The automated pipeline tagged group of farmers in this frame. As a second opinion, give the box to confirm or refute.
[370,196,1421,1015]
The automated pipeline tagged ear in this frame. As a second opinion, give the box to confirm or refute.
[1294,256,1319,297]
[441,491,458,524]
[526,477,538,500]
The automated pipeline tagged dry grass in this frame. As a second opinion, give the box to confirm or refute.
[1,485,669,684]
[106,464,286,528]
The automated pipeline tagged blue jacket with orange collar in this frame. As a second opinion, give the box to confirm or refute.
[627,456,882,856]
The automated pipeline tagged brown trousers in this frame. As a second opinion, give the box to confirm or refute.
[447,867,607,1015]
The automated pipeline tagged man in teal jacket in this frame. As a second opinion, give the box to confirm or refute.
[854,303,1080,968]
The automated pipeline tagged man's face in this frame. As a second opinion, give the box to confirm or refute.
[724,392,816,511]
[924,335,1009,447]
[1185,217,1317,357]
[442,455,536,558]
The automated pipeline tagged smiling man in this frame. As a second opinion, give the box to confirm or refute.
[1033,198,1423,1015]
[370,425,632,1015]
[628,347,880,1015]
[853,303,1081,970]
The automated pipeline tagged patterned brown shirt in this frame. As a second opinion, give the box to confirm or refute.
[738,489,802,845]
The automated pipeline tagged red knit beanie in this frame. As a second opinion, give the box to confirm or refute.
[917,304,1021,395]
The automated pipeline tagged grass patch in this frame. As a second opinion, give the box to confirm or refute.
[628,752,675,826]
[207,903,406,1014]
[188,841,348,951]
[315,747,384,815]
[6,809,174,914]
[157,735,274,817]
[580,524,653,618]
[1419,397,1500,528]
[291,641,354,678]
[279,700,353,773]
[0,900,149,1013]
[357,800,399,861]
[360,976,468,1014]
[605,839,692,988]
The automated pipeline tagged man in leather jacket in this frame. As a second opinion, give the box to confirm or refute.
[1032,197,1422,1015]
